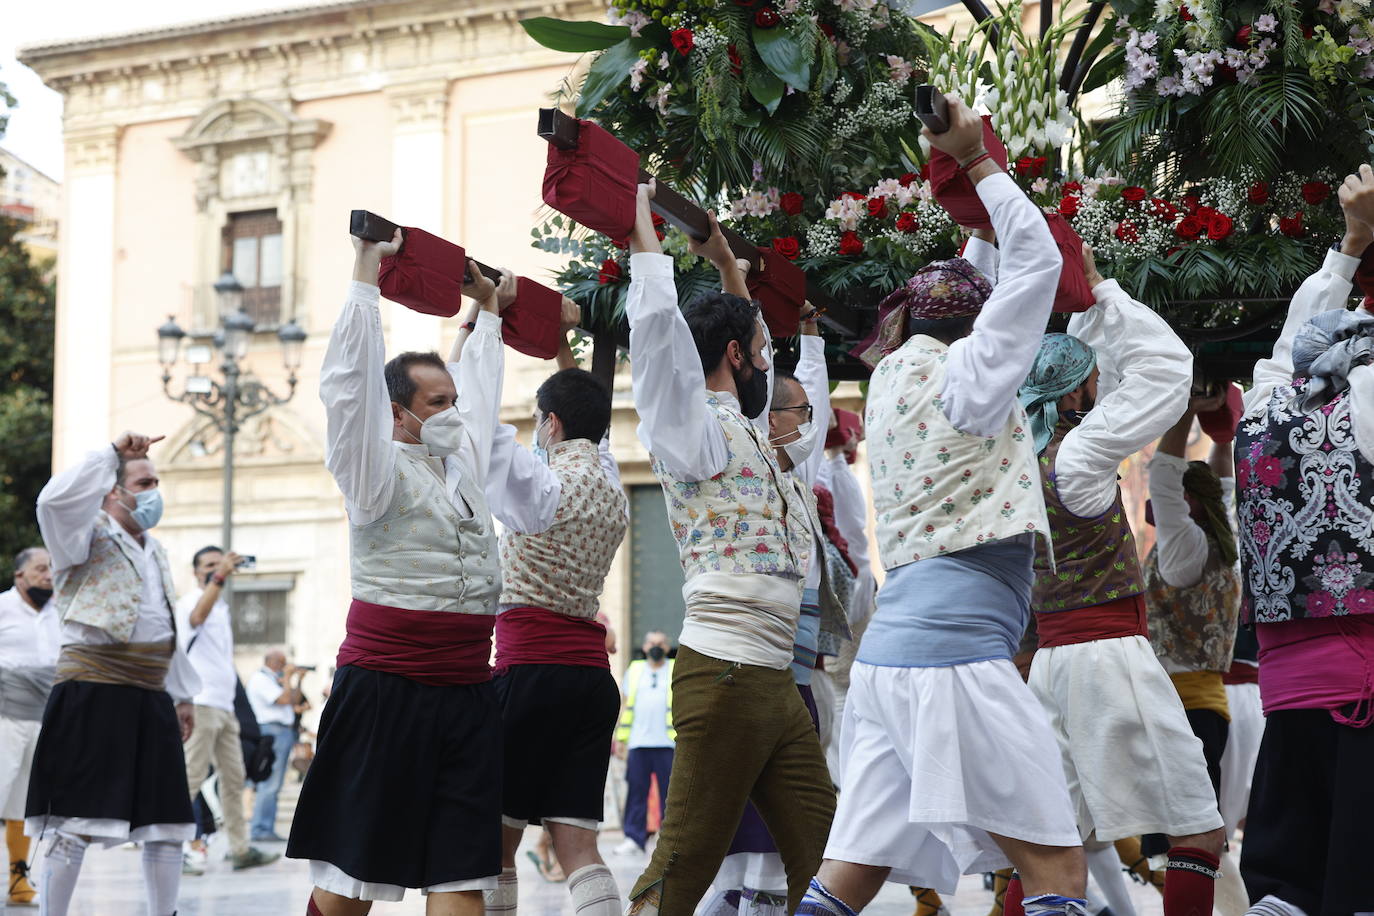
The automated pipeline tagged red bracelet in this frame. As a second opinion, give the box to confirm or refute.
[959,151,995,172]
[211,574,227,587]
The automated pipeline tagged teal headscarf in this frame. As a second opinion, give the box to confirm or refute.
[1018,333,1097,454]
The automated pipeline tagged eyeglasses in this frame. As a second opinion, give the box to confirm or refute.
[769,404,814,421]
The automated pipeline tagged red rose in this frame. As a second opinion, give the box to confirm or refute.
[772,236,800,260]
[1195,205,1217,223]
[896,212,919,232]
[1247,181,1270,205]
[1179,3,1194,20]
[1235,24,1252,44]
[671,28,694,56]
[754,6,780,27]
[1062,180,1083,193]
[1207,211,1234,240]
[1176,216,1205,240]
[780,192,804,216]
[919,163,931,180]
[867,196,888,220]
[1014,156,1036,176]
[838,231,864,256]
[1302,24,1314,38]
[1121,186,1147,203]
[899,172,919,187]
[1216,63,1238,82]
[842,191,866,200]
[611,237,629,250]
[728,43,742,74]
[1150,197,1178,221]
[819,22,835,37]
[598,258,623,284]
[1114,219,1140,243]
[1181,194,1201,214]
[1058,195,1081,217]
[1302,181,1330,205]
[1279,212,1305,238]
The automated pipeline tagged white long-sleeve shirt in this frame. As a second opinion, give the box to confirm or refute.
[1054,282,1193,518]
[1148,452,1237,587]
[486,431,625,535]
[817,453,876,626]
[320,281,504,527]
[0,588,61,670]
[35,447,200,704]
[791,334,832,589]
[940,173,1063,438]
[627,253,774,481]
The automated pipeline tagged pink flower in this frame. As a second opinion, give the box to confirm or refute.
[1307,590,1337,617]
[741,467,755,477]
[1349,589,1374,613]
[1255,456,1283,487]
[1236,459,1250,489]
[1251,521,1271,546]
[755,543,768,553]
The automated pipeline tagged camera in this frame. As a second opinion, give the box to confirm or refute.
[236,555,257,571]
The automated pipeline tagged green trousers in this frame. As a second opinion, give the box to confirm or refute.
[628,646,836,916]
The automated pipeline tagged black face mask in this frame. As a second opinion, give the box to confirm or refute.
[647,646,667,662]
[734,362,769,420]
[25,586,53,607]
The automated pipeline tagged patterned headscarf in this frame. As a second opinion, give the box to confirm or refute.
[1018,333,1097,454]
[852,257,992,368]
[1291,307,1374,409]
[1181,460,1239,566]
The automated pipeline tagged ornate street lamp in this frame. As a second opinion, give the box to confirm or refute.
[157,293,305,552]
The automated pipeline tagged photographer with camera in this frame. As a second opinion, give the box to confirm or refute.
[175,546,279,872]
[247,648,309,841]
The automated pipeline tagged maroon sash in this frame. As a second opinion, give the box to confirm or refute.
[336,599,495,686]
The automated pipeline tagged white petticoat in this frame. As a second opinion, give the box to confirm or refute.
[1028,634,1224,842]
[0,716,41,821]
[823,659,1081,895]
[309,860,497,901]
[1219,680,1265,836]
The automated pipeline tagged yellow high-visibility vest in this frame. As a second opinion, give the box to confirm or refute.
[616,658,675,745]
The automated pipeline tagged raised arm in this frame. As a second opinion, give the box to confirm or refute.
[961,227,998,284]
[627,182,729,481]
[448,269,511,486]
[485,424,562,535]
[791,313,831,486]
[1246,167,1374,416]
[37,432,160,571]
[320,232,404,526]
[1055,270,1193,518]
[1148,406,1208,588]
[935,98,1062,438]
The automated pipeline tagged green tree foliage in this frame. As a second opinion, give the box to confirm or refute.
[0,80,57,582]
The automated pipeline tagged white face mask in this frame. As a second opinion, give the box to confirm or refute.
[532,416,552,465]
[402,405,462,458]
[770,420,816,469]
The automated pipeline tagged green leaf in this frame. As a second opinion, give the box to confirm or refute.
[747,68,785,115]
[753,24,812,89]
[520,17,631,53]
[576,37,654,117]
[1081,45,1124,93]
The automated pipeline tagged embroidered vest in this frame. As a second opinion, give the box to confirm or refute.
[1031,419,1144,613]
[54,512,177,643]
[350,446,500,615]
[867,336,1048,569]
[500,439,628,619]
[651,394,809,580]
[1143,541,1241,672]
[1235,385,1374,624]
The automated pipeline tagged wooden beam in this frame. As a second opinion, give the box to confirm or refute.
[349,209,504,283]
[536,108,864,341]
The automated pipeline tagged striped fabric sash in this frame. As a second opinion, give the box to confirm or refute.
[56,640,173,691]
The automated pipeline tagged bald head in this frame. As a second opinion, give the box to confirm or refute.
[264,649,287,672]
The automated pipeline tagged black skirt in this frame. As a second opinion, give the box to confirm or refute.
[25,680,193,832]
[1240,706,1374,916]
[286,665,503,889]
[494,664,620,825]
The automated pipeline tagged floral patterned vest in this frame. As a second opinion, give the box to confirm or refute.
[500,438,628,619]
[1235,385,1374,624]
[1143,540,1241,672]
[1031,419,1144,613]
[652,393,809,580]
[53,512,178,642]
[350,446,501,615]
[867,336,1048,570]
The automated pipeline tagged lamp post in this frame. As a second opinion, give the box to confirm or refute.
[157,271,306,552]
